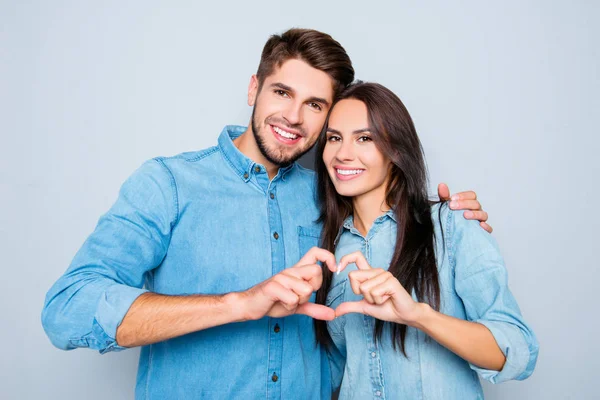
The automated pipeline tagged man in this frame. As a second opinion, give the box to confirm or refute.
[42,29,490,399]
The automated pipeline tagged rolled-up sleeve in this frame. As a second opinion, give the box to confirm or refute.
[41,158,178,353]
[448,210,539,383]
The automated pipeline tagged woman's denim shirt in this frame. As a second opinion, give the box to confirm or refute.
[326,203,539,400]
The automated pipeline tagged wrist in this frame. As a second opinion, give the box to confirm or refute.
[223,291,250,323]
[408,302,435,330]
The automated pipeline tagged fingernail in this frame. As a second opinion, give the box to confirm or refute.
[451,195,459,201]
[450,200,458,208]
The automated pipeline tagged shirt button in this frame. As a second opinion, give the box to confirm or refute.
[371,352,376,358]
[274,324,280,333]
[375,390,381,397]
[272,373,278,382]
[273,232,279,240]
[255,166,261,173]
[243,172,249,179]
[270,192,275,199]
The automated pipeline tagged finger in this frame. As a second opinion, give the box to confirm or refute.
[264,281,299,311]
[450,191,477,201]
[338,251,371,273]
[449,199,482,211]
[334,300,372,317]
[463,210,488,222]
[274,273,314,302]
[358,271,393,304]
[348,269,386,296]
[437,182,450,201]
[480,221,493,234]
[370,276,403,305]
[295,303,335,321]
[285,264,323,292]
[297,247,337,274]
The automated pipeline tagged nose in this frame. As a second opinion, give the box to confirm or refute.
[282,100,303,126]
[335,138,355,162]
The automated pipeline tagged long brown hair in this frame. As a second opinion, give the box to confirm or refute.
[256,28,354,97]
[314,82,441,355]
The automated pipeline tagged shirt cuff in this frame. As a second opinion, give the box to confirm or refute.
[93,284,149,353]
[470,319,539,383]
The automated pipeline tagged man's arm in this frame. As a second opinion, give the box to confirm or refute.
[42,160,174,352]
[42,159,336,352]
[116,248,337,348]
[115,292,240,348]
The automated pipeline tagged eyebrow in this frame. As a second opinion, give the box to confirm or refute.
[326,128,371,135]
[270,82,331,108]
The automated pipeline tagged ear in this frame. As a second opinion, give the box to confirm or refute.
[248,75,259,106]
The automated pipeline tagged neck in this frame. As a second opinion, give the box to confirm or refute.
[233,126,280,179]
[351,184,390,237]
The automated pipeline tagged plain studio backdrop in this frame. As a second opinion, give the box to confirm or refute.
[2,1,598,399]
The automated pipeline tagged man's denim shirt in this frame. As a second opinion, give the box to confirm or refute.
[42,126,329,399]
[326,204,539,400]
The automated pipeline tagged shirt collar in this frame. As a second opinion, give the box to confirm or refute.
[218,125,297,182]
[342,209,397,231]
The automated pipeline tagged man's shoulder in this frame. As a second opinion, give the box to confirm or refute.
[157,145,221,165]
[148,144,226,176]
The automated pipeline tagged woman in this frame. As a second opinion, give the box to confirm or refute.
[314,82,538,399]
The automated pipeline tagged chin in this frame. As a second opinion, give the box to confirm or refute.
[333,185,361,198]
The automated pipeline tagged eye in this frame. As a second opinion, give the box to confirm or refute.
[275,89,289,98]
[327,135,341,142]
[307,102,322,111]
[357,135,372,142]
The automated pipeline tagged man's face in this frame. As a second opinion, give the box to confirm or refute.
[248,59,335,167]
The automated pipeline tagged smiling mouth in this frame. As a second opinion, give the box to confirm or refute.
[336,169,364,176]
[334,168,365,181]
[270,125,302,143]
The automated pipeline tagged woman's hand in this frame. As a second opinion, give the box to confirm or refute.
[333,251,425,325]
[331,251,507,371]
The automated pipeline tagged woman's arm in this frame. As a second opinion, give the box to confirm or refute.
[333,262,505,370]
[334,241,538,381]
[412,303,505,370]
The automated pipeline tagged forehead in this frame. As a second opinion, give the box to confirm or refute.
[329,99,369,131]
[264,59,335,102]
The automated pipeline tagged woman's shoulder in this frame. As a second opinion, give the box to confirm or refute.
[431,202,501,266]
[430,202,492,239]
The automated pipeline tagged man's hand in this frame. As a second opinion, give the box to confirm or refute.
[438,183,493,233]
[239,247,336,321]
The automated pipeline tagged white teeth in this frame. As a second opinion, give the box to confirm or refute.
[273,126,298,139]
[336,169,364,176]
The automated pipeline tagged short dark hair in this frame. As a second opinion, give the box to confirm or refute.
[256,28,354,97]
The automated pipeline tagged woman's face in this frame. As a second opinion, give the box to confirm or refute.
[322,99,392,201]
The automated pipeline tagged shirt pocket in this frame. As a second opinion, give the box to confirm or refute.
[297,225,321,260]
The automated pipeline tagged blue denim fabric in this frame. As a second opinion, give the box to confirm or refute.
[42,126,330,399]
[326,203,539,400]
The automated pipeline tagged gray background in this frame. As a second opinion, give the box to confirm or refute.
[2,1,598,399]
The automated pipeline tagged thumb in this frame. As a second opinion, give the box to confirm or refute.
[437,183,450,201]
[295,303,335,321]
[335,300,371,317]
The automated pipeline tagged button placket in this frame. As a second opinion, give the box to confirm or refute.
[266,180,284,400]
